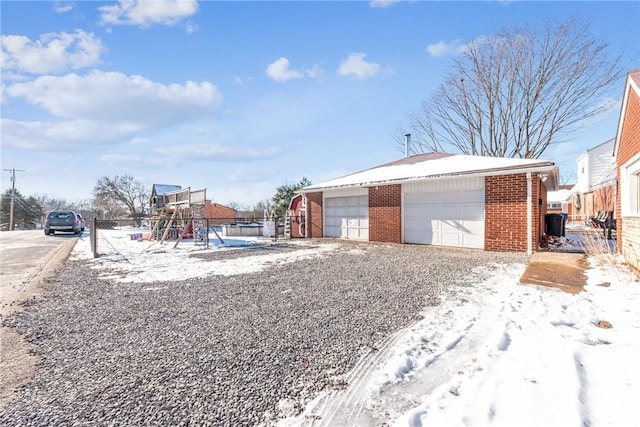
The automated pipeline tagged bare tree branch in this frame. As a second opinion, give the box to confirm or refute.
[398,19,623,159]
[93,175,148,223]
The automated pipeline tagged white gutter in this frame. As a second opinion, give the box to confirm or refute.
[527,171,532,255]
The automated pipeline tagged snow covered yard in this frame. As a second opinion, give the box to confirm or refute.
[283,258,640,427]
[1,228,638,426]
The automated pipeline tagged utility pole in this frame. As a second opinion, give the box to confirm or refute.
[3,168,25,231]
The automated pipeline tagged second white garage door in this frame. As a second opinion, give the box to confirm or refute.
[403,178,484,249]
[324,195,369,240]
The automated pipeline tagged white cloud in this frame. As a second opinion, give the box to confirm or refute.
[2,71,223,150]
[266,57,304,83]
[98,0,199,28]
[54,2,74,14]
[98,143,282,170]
[369,0,401,9]
[1,30,105,75]
[129,137,151,144]
[154,143,283,161]
[0,118,137,150]
[426,36,500,58]
[227,166,273,182]
[337,53,380,79]
[100,153,143,165]
[305,63,325,79]
[185,21,198,34]
[6,70,221,124]
[425,39,468,57]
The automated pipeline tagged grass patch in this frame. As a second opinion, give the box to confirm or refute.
[580,233,637,283]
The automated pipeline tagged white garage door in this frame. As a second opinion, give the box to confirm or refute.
[404,178,484,249]
[324,195,369,239]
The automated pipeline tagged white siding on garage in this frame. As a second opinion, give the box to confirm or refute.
[403,177,484,249]
[324,188,369,239]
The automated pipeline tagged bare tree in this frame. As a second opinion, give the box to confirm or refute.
[399,19,623,159]
[93,175,148,222]
[33,194,70,212]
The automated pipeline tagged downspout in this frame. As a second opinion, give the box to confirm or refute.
[526,172,532,255]
[303,194,308,238]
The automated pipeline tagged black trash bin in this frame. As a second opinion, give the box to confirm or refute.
[545,213,565,237]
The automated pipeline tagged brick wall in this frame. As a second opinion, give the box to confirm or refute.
[369,185,401,243]
[622,217,640,272]
[204,202,236,224]
[306,192,323,238]
[485,174,542,252]
[616,80,640,261]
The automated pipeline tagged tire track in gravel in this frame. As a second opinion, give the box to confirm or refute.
[308,325,414,426]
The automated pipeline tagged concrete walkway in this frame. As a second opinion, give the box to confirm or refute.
[519,251,589,294]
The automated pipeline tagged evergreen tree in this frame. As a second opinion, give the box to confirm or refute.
[271,177,312,217]
[1,189,44,229]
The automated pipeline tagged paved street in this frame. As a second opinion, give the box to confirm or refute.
[0,230,79,408]
[1,230,79,311]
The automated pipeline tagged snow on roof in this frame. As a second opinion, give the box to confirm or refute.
[547,189,572,203]
[302,154,557,192]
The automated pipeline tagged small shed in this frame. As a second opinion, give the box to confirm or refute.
[288,194,307,238]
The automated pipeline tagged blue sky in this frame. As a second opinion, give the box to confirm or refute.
[1,0,639,207]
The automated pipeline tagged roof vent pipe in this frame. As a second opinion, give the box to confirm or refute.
[404,133,411,158]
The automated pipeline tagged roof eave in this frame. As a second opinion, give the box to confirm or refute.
[614,71,640,156]
[301,163,558,193]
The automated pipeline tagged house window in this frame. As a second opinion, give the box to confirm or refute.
[547,202,562,209]
[621,152,640,216]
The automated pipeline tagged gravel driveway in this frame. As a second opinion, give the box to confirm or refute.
[1,240,528,426]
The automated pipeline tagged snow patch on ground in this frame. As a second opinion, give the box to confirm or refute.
[72,229,341,283]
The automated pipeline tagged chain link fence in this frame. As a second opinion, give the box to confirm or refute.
[89,217,286,258]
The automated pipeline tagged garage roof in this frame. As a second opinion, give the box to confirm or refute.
[302,153,558,192]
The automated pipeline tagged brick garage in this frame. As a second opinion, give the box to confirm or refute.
[614,69,640,272]
[301,154,558,253]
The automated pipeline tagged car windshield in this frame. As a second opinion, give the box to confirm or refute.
[50,212,73,219]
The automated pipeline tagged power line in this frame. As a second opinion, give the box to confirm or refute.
[3,168,25,231]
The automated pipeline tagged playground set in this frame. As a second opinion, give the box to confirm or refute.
[148,185,223,248]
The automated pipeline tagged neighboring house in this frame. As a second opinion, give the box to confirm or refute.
[204,202,237,225]
[547,184,575,217]
[150,184,182,216]
[574,139,616,223]
[298,153,558,253]
[288,194,306,238]
[614,69,640,272]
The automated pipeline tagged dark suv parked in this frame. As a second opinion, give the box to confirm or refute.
[44,211,82,235]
